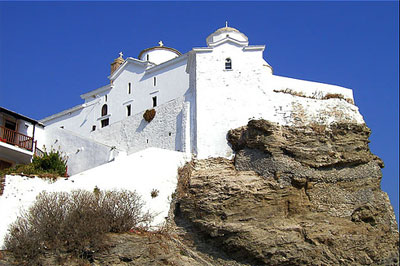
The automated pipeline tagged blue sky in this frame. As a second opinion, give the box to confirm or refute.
[0,1,398,223]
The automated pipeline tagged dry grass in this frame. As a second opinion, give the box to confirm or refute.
[274,88,306,98]
[143,109,156,122]
[151,188,159,198]
[4,189,153,263]
[176,161,194,198]
[310,123,327,134]
[323,93,344,100]
[274,89,354,105]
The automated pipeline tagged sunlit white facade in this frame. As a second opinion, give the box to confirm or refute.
[40,26,364,174]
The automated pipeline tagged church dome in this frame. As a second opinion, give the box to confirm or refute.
[213,26,240,34]
[206,24,249,47]
[138,41,181,65]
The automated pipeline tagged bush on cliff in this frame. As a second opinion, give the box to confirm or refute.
[4,189,153,263]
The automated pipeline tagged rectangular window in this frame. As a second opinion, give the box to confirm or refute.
[92,125,96,131]
[153,77,156,86]
[4,120,16,131]
[101,118,109,128]
[152,96,157,107]
[126,105,131,116]
[128,83,131,94]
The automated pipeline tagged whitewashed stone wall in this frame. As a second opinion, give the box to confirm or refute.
[43,127,117,176]
[42,56,189,140]
[89,97,188,155]
[110,56,189,124]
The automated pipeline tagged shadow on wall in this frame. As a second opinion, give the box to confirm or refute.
[136,118,149,133]
[175,110,183,151]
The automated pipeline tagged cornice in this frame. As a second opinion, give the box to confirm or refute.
[80,84,113,100]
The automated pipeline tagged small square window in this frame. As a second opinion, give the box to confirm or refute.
[152,96,157,107]
[101,118,109,128]
[92,125,96,131]
[225,58,232,70]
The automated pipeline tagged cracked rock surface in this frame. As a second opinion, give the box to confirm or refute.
[176,120,399,265]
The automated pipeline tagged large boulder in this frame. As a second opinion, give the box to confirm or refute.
[175,120,399,265]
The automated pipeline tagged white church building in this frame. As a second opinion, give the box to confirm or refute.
[39,25,364,175]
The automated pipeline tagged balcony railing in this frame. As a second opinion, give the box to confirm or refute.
[0,125,34,152]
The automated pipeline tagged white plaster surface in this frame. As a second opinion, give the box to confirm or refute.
[42,56,189,140]
[0,148,190,248]
[90,97,188,155]
[192,37,364,159]
[43,127,117,176]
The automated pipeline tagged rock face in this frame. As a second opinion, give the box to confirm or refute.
[176,120,399,265]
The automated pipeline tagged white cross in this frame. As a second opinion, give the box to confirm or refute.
[119,52,123,58]
[158,40,164,47]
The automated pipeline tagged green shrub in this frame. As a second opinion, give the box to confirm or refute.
[0,148,67,178]
[31,149,67,176]
[4,189,153,263]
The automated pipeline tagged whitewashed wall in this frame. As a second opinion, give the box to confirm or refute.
[32,125,46,150]
[41,105,94,138]
[90,96,189,155]
[109,56,189,125]
[44,127,117,176]
[194,42,364,159]
[43,55,189,140]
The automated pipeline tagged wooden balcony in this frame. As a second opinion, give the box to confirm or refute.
[0,125,34,152]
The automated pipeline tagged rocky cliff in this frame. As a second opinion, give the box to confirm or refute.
[1,120,398,265]
[175,120,399,265]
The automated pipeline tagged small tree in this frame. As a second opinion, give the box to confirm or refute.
[31,148,68,176]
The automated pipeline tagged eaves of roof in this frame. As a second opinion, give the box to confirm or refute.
[144,53,189,75]
[40,104,84,124]
[208,36,249,47]
[0,106,43,126]
[80,84,113,100]
[108,57,151,81]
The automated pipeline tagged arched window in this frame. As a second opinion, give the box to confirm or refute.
[225,58,232,70]
[101,104,108,116]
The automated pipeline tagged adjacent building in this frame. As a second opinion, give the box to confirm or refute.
[0,107,44,170]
